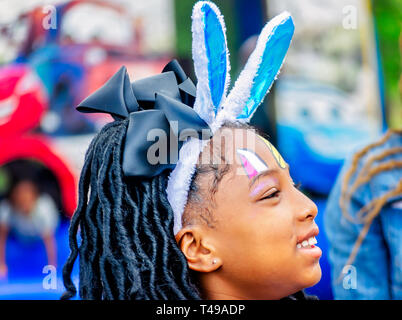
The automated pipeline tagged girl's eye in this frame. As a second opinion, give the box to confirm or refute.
[260,189,280,201]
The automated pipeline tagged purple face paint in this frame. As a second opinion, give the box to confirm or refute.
[249,178,279,198]
[238,154,258,179]
[237,149,268,179]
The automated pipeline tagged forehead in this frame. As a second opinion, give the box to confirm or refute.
[213,127,287,171]
[12,181,37,194]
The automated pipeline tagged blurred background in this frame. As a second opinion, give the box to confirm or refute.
[0,0,400,299]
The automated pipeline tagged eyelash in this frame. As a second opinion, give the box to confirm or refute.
[259,183,301,201]
[260,189,280,201]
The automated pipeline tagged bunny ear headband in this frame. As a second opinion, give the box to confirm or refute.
[76,1,294,235]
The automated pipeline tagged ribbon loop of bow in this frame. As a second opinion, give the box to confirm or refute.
[76,60,211,177]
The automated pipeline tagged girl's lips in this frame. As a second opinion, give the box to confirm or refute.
[297,244,322,259]
[296,226,319,244]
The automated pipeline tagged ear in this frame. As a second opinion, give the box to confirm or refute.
[175,226,222,273]
[220,12,294,122]
[191,1,230,125]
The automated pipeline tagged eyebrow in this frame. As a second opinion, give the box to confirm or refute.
[249,168,280,190]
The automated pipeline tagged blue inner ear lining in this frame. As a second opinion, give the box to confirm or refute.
[237,17,294,119]
[201,3,227,113]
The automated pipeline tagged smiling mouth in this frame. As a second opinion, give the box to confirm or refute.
[296,235,322,259]
[296,236,317,249]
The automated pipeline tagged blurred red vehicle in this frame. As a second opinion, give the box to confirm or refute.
[0,0,172,217]
[9,0,171,135]
[0,64,77,217]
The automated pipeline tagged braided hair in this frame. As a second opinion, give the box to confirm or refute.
[339,128,402,269]
[61,119,200,299]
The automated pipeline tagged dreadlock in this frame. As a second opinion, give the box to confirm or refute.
[339,128,402,272]
[61,119,200,299]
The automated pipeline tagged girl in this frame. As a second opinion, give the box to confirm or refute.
[62,1,321,300]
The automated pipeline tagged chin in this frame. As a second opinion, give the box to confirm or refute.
[303,262,322,288]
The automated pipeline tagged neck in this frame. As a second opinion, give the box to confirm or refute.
[198,272,279,300]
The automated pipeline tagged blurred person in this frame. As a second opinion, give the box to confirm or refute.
[324,129,402,299]
[0,179,59,279]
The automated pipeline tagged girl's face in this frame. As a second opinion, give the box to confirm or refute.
[200,128,321,299]
[10,181,39,216]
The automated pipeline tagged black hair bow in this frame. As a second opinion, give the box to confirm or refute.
[77,60,211,177]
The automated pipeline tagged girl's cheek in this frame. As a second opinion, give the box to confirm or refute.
[269,211,295,244]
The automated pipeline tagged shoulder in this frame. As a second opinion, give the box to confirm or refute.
[341,131,401,203]
[35,194,58,218]
[37,194,56,207]
[33,194,59,231]
[358,132,401,200]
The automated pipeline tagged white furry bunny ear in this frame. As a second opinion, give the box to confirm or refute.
[219,11,294,123]
[191,1,230,125]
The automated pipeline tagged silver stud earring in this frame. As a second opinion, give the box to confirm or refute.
[212,259,217,265]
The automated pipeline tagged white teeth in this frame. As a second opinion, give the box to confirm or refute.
[308,237,317,245]
[297,236,317,248]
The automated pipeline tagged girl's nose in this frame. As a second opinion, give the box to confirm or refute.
[295,189,318,221]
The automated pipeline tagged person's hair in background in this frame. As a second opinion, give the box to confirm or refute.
[339,128,402,269]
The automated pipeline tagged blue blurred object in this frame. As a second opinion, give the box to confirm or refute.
[276,79,382,195]
[278,123,372,194]
[324,132,402,299]
[0,220,78,300]
[304,197,333,300]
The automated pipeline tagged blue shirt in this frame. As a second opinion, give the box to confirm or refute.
[0,194,59,242]
[324,131,402,299]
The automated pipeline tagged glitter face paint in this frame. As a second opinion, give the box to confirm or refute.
[237,148,268,179]
[258,135,287,169]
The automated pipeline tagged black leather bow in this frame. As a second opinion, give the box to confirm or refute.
[77,60,211,177]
